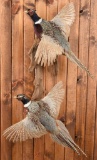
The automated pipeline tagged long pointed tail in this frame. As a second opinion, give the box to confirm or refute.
[50,120,87,157]
[63,50,94,79]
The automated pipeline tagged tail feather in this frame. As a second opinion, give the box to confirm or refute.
[51,131,80,155]
[50,120,87,157]
[63,50,94,79]
[70,140,87,157]
[61,132,87,157]
[57,133,81,155]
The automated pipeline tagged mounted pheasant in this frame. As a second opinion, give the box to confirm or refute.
[3,82,87,156]
[25,2,93,78]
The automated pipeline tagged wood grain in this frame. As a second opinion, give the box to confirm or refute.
[0,0,97,160]
[65,0,79,159]
[0,10,1,159]
[44,1,58,160]
[34,1,46,160]
[75,0,90,160]
[55,0,68,160]
[12,0,24,160]
[0,47,1,158]
[90,2,97,160]
[0,0,12,160]
[23,0,35,159]
[84,0,97,159]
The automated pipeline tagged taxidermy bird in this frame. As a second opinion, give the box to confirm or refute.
[24,2,93,78]
[3,82,86,156]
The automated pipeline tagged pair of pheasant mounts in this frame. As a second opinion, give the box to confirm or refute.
[3,2,93,157]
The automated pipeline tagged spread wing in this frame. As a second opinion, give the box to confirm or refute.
[52,2,75,39]
[42,81,65,118]
[3,113,47,142]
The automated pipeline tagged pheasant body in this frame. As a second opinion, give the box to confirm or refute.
[3,82,87,156]
[39,109,58,134]
[26,2,93,78]
[34,20,70,50]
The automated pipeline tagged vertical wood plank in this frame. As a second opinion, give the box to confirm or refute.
[91,1,97,160]
[0,0,12,160]
[1,0,97,160]
[94,98,97,160]
[85,0,97,159]
[65,0,79,159]
[44,1,58,160]
[23,0,35,159]
[0,43,1,160]
[12,0,24,160]
[55,1,68,160]
[0,47,1,159]
[75,0,90,160]
[34,1,46,160]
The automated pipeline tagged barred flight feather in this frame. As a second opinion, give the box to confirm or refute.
[42,81,65,118]
[52,2,75,38]
[3,116,47,142]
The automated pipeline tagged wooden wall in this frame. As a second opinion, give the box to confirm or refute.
[0,0,97,160]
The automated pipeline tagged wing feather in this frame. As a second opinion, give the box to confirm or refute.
[52,2,75,38]
[3,114,47,142]
[42,81,65,118]
[35,35,64,66]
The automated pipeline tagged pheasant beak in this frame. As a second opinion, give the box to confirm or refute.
[24,9,36,14]
[24,4,36,14]
[24,4,29,13]
[13,96,17,99]
[24,10,29,13]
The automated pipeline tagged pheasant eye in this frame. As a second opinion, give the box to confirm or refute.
[29,9,36,13]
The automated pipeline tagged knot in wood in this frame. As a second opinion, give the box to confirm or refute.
[4,0,11,7]
[75,135,82,140]
[80,5,90,19]
[12,1,21,15]
[90,36,97,46]
[77,75,82,83]
[80,9,83,14]
[12,79,24,90]
[60,115,66,123]
[3,93,11,105]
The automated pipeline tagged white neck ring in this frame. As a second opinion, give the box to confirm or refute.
[35,18,42,24]
[24,101,31,108]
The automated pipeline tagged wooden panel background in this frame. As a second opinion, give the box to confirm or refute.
[0,0,97,160]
